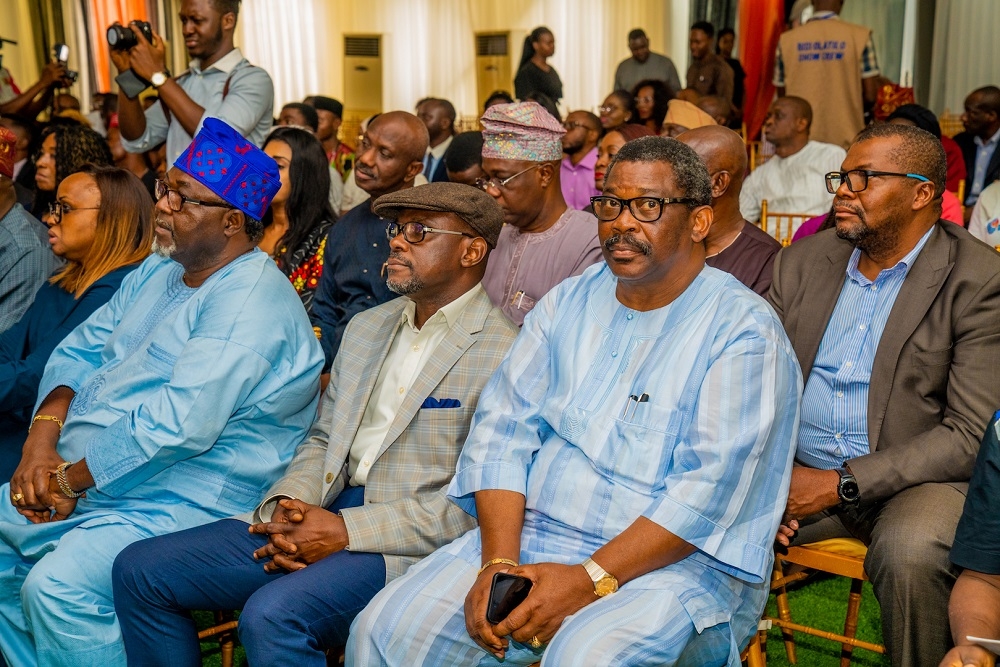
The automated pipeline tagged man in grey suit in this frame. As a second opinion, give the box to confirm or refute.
[111,182,518,666]
[771,123,1000,666]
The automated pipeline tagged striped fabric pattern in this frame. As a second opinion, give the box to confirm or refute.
[798,227,933,469]
[0,205,58,334]
[348,263,802,666]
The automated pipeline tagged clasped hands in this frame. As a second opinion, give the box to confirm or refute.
[249,498,348,573]
[464,561,596,660]
[108,22,167,82]
[775,467,842,549]
[9,445,79,524]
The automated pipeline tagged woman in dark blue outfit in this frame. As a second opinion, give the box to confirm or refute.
[0,164,153,480]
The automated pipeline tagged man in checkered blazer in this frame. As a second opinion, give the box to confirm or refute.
[112,182,518,666]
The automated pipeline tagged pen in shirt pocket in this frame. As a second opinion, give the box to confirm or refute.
[620,392,649,422]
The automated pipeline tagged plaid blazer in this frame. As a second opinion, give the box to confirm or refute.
[245,287,518,581]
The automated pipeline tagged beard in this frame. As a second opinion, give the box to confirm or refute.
[385,253,424,295]
[834,201,905,260]
[152,237,175,258]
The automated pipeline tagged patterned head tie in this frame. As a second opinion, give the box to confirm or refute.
[480,101,565,162]
[174,117,280,220]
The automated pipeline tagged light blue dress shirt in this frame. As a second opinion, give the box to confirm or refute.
[798,227,934,469]
[969,127,1000,204]
[120,48,274,165]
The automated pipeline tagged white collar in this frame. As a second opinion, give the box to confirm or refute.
[190,47,244,75]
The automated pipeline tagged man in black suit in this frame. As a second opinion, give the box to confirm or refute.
[952,86,1000,210]
[417,98,455,182]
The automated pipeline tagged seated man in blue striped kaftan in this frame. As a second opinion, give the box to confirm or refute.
[348,136,802,666]
[0,118,324,667]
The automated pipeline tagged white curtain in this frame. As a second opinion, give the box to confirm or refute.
[840,0,906,84]
[928,0,1000,114]
[237,0,686,118]
[236,0,325,110]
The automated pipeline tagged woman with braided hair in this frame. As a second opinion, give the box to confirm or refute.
[32,121,113,219]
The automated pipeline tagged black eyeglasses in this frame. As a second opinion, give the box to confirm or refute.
[386,221,476,244]
[590,195,700,223]
[48,201,99,224]
[825,170,930,194]
[474,164,541,193]
[154,180,233,213]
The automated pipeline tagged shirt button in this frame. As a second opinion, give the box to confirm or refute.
[835,433,843,439]
[870,285,877,291]
[363,460,370,467]
[611,351,618,357]
[412,344,420,351]
[363,269,368,273]
[845,361,853,368]
[398,387,405,394]
[366,296,372,300]
[325,472,334,483]
[837,391,844,398]
[372,243,378,247]
[626,313,633,320]
[859,324,867,331]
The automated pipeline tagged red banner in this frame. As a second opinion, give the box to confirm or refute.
[739,0,785,141]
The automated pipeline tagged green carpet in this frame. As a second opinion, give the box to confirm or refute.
[196,575,891,666]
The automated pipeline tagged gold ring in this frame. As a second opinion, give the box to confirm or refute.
[529,636,542,649]
[11,493,23,502]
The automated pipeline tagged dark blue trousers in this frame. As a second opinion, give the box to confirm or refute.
[112,486,385,667]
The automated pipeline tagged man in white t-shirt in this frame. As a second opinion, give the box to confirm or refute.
[968,179,1000,247]
[740,97,846,234]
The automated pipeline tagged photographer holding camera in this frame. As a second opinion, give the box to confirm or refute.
[112,0,273,165]
[0,60,73,120]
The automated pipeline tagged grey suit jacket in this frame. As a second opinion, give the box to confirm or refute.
[245,287,518,581]
[769,222,1000,504]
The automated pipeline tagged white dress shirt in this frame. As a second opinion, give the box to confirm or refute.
[347,283,483,485]
[740,140,847,230]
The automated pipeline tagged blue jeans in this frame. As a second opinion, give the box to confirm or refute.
[112,486,385,667]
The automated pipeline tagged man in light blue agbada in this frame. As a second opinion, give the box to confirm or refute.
[0,117,323,667]
[349,137,801,666]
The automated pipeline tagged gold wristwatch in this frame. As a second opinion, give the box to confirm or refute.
[582,557,619,597]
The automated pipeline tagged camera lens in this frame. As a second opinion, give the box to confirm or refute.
[107,24,137,50]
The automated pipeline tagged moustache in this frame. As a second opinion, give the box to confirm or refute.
[386,251,412,268]
[356,165,375,179]
[833,200,865,218]
[603,233,653,256]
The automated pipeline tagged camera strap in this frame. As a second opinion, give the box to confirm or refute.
[161,69,234,127]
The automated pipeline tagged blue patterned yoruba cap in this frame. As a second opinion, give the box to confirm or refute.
[480,101,565,161]
[174,117,280,220]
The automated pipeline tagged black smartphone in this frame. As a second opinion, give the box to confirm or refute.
[486,572,532,625]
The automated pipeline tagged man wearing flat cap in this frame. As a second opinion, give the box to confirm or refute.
[0,118,323,667]
[113,182,519,666]
[477,100,603,326]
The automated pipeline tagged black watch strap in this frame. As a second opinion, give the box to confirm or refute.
[837,466,861,506]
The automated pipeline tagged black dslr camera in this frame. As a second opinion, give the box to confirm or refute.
[107,21,153,51]
[53,43,78,84]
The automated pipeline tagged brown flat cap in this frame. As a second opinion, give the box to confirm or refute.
[372,182,504,248]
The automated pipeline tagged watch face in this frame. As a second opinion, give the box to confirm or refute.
[841,479,860,500]
[595,577,618,597]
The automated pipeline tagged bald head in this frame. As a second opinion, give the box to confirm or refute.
[676,125,748,197]
[696,96,732,127]
[372,111,430,163]
[355,111,430,199]
[813,0,844,13]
